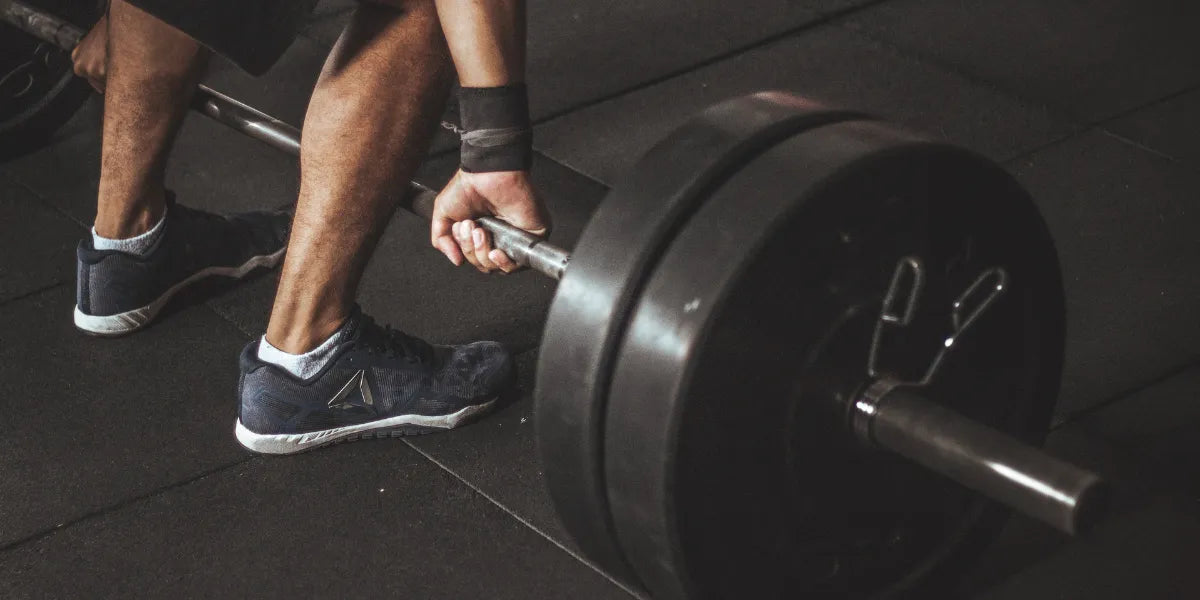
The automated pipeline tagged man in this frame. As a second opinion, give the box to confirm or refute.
[71,0,549,453]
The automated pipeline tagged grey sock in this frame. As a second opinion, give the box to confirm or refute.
[92,208,167,257]
[257,322,352,379]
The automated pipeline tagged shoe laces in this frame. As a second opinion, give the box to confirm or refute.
[173,202,231,234]
[357,315,432,364]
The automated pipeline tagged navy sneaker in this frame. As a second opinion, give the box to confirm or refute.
[235,310,515,454]
[75,193,290,336]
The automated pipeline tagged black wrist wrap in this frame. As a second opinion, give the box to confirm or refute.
[457,84,533,173]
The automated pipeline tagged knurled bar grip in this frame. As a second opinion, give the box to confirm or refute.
[2,0,571,280]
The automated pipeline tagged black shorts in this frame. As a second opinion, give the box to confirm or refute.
[124,0,319,75]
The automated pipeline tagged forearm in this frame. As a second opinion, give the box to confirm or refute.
[434,0,525,86]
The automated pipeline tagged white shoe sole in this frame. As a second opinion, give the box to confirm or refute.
[74,247,286,336]
[234,399,497,455]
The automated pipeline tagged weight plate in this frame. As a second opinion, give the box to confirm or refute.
[1,0,101,160]
[535,92,866,579]
[604,119,1064,598]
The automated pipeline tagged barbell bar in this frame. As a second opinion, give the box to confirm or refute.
[3,2,1109,596]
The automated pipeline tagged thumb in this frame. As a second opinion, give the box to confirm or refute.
[496,190,551,238]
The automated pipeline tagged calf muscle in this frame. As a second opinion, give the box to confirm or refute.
[265,1,453,353]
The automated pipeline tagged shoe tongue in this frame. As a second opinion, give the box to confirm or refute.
[341,304,366,337]
[431,345,453,367]
[347,307,434,362]
[321,305,366,350]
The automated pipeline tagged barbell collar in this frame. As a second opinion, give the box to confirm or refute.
[854,382,1109,535]
[3,0,570,280]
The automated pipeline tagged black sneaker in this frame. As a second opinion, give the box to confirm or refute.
[235,309,514,454]
[74,193,290,335]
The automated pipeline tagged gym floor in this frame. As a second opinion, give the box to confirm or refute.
[2,0,1199,597]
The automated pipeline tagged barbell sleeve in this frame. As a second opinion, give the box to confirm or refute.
[854,384,1110,535]
[2,0,571,280]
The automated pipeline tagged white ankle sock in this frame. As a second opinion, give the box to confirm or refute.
[92,209,167,257]
[257,326,351,380]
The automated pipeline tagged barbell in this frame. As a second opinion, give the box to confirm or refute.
[0,0,104,159]
[3,2,1107,597]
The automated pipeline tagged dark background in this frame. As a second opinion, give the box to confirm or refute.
[1,0,1198,597]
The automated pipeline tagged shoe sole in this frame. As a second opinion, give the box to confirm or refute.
[234,398,497,455]
[73,247,287,337]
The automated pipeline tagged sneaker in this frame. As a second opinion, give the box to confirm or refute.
[74,193,290,336]
[235,309,514,455]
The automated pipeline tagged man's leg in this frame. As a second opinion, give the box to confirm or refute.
[237,0,514,455]
[75,0,290,335]
[265,0,454,353]
[94,0,207,239]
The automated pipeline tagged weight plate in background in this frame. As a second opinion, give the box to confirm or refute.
[603,119,1064,598]
[535,92,867,580]
[1,0,102,160]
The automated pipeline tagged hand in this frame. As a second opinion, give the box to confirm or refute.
[431,169,550,274]
[71,14,109,93]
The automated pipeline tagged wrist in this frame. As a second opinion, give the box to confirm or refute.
[460,168,526,181]
[457,84,532,173]
[458,168,532,199]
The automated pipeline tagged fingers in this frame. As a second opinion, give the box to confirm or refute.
[473,223,522,274]
[452,220,520,274]
[87,74,105,94]
[70,54,87,81]
[431,215,463,266]
[432,172,470,267]
[430,169,536,274]
[72,17,109,94]
[470,224,502,273]
[453,220,484,272]
[91,67,106,93]
[71,55,106,94]
[489,248,520,273]
[435,234,463,266]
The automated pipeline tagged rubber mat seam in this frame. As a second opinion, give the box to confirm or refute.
[402,439,650,600]
[0,281,70,308]
[1051,360,1200,430]
[0,456,258,554]
[3,173,91,229]
[529,0,897,128]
